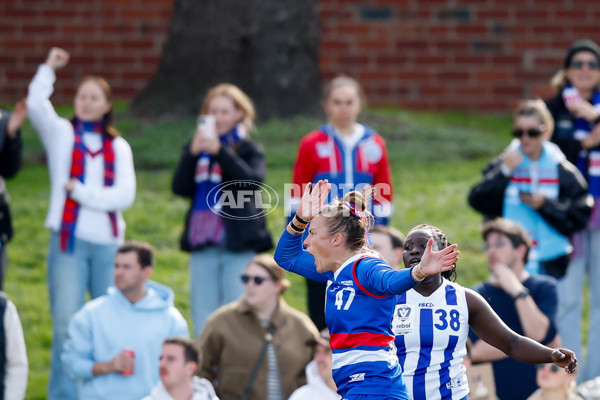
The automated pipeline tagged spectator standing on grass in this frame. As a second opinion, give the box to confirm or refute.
[0,101,27,290]
[143,337,218,400]
[468,99,591,278]
[26,47,136,400]
[545,39,600,383]
[288,76,394,330]
[196,254,318,400]
[172,84,272,336]
[62,241,189,400]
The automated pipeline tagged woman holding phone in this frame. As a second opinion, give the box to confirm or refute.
[468,99,591,278]
[172,84,272,336]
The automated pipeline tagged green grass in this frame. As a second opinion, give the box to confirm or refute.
[6,104,518,398]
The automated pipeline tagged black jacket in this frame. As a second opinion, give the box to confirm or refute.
[172,139,273,253]
[468,155,593,237]
[0,109,23,244]
[545,94,586,166]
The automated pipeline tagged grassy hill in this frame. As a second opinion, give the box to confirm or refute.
[7,103,515,398]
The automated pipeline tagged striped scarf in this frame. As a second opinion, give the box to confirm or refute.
[188,124,245,247]
[59,118,117,252]
[562,85,600,197]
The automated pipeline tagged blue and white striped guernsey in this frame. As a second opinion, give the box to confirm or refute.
[393,279,470,400]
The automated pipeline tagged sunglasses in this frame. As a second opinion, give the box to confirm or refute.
[241,274,274,285]
[570,60,600,70]
[513,127,544,138]
[536,364,560,373]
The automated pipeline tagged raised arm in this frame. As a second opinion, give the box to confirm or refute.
[275,180,331,283]
[467,289,577,373]
[27,48,71,152]
[356,238,459,296]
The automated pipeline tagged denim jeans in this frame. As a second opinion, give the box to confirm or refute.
[47,233,117,400]
[190,247,255,337]
[556,228,600,383]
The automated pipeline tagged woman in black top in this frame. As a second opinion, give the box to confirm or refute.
[172,84,272,336]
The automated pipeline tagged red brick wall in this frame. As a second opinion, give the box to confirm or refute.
[0,0,173,103]
[2,0,599,112]
[318,0,600,111]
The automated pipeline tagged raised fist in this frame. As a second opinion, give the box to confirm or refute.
[45,47,70,70]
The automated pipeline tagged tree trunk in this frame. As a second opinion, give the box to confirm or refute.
[131,0,321,119]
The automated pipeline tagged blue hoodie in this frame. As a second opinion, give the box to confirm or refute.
[62,280,189,400]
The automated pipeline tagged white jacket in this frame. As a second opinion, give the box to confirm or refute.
[27,64,136,244]
[3,297,28,400]
[288,360,340,400]
[142,376,219,400]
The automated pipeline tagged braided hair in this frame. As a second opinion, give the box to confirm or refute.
[407,224,457,282]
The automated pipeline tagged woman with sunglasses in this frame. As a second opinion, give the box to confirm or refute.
[545,39,600,383]
[196,253,319,400]
[469,99,591,278]
[527,363,583,400]
[275,180,460,400]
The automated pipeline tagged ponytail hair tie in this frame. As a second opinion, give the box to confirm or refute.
[341,201,363,220]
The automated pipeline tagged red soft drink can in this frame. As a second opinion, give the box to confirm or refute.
[122,349,135,376]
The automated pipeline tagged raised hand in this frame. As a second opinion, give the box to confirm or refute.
[190,133,221,156]
[418,238,459,276]
[7,100,27,138]
[296,179,331,222]
[567,98,599,122]
[502,150,523,172]
[45,47,70,70]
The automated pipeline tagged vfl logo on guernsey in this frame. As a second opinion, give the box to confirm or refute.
[349,373,366,382]
[397,305,411,318]
[392,305,413,335]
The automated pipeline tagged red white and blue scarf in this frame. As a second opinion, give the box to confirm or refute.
[59,118,117,252]
[188,124,246,247]
[562,85,600,198]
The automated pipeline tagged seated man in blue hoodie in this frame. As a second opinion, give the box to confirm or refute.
[62,241,189,400]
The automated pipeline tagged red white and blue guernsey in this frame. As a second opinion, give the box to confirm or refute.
[274,230,420,399]
[393,279,470,400]
[289,124,393,225]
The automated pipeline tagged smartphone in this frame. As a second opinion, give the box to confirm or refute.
[197,114,216,139]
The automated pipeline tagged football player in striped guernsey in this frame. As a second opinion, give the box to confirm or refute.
[275,180,459,400]
[393,224,578,400]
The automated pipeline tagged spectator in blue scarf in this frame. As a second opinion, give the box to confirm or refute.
[172,84,273,336]
[545,39,600,383]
